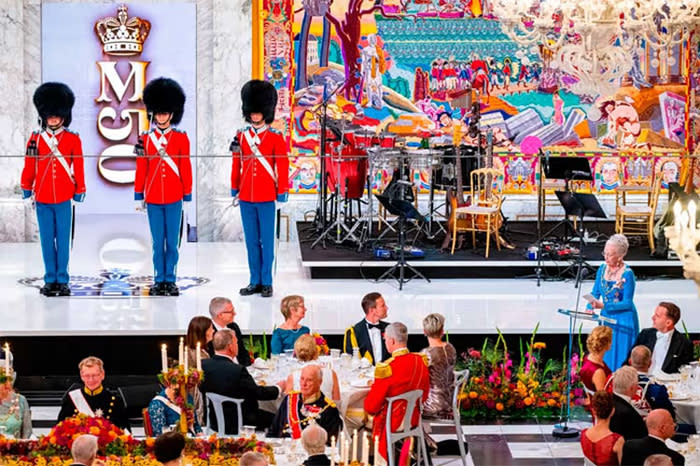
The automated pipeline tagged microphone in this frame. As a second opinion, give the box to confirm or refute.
[396,180,413,186]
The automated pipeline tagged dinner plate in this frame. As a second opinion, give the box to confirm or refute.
[669,395,690,401]
[350,379,372,388]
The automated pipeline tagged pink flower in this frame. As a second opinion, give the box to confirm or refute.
[486,400,495,409]
[468,349,481,359]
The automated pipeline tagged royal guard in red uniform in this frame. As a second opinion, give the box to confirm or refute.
[134,78,192,296]
[364,322,430,464]
[230,80,289,298]
[21,82,85,297]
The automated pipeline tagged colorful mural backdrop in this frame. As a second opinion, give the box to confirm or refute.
[275,1,695,194]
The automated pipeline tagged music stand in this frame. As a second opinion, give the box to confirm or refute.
[544,156,594,186]
[555,191,606,285]
[375,195,431,290]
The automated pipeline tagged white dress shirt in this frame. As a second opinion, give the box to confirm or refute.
[650,330,673,375]
[365,319,383,364]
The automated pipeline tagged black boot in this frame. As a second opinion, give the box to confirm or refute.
[239,284,263,296]
[39,283,55,296]
[164,282,180,296]
[261,285,273,298]
[149,283,164,296]
[56,283,71,296]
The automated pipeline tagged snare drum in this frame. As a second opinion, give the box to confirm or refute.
[370,148,401,172]
[354,130,375,148]
[378,132,397,148]
[408,149,441,171]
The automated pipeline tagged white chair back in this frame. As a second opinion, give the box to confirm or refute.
[385,389,429,466]
[583,457,597,466]
[451,369,469,466]
[205,392,244,436]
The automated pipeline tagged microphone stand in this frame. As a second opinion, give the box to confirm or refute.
[536,148,545,286]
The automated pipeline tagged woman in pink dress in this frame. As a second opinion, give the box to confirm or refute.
[581,391,624,465]
[580,326,613,393]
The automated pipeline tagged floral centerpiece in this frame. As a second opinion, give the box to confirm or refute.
[312,333,330,356]
[459,323,586,420]
[157,366,203,433]
[0,427,275,465]
[246,333,268,361]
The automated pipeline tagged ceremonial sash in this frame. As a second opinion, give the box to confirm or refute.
[68,389,96,417]
[287,391,303,439]
[243,128,277,186]
[153,395,181,415]
[40,131,75,184]
[149,130,180,178]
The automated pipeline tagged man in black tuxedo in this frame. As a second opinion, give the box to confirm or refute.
[207,296,251,366]
[301,423,331,466]
[621,409,685,465]
[343,292,390,365]
[610,366,648,441]
[200,328,286,433]
[70,434,100,466]
[630,302,693,375]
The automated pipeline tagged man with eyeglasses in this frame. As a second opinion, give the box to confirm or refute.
[621,409,684,465]
[57,356,128,429]
[207,297,251,366]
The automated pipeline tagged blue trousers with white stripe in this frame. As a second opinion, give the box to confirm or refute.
[146,201,183,283]
[240,200,276,286]
[36,200,72,284]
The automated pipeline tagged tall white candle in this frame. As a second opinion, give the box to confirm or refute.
[361,432,369,465]
[373,435,379,465]
[344,439,350,465]
[340,431,345,464]
[184,348,189,374]
[161,344,168,373]
[179,337,184,368]
[196,342,202,371]
[689,200,697,233]
[4,343,9,376]
[352,429,358,461]
[330,436,336,466]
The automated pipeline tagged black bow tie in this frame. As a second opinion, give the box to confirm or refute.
[367,322,382,330]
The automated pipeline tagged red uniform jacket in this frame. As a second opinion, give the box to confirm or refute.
[134,128,193,204]
[21,129,85,204]
[364,349,430,460]
[230,126,289,203]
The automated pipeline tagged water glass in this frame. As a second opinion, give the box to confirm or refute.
[241,425,255,438]
[330,348,341,359]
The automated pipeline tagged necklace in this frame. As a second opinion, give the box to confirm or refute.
[0,393,20,423]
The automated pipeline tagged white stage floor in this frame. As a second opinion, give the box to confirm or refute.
[1,232,698,337]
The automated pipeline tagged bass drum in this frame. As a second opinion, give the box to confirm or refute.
[431,145,479,191]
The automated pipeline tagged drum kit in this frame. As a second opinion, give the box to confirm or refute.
[307,109,482,252]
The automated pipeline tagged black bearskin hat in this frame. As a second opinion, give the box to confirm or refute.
[143,77,186,126]
[241,80,278,124]
[33,82,75,128]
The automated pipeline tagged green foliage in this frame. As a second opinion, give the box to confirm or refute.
[246,333,268,360]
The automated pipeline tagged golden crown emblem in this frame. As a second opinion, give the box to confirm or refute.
[95,4,151,56]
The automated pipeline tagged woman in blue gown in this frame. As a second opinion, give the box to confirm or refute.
[271,295,310,355]
[147,378,201,436]
[588,234,638,371]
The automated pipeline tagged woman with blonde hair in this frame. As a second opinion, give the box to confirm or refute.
[421,313,457,418]
[580,326,613,393]
[0,370,32,438]
[285,334,340,400]
[271,295,310,355]
[587,234,638,370]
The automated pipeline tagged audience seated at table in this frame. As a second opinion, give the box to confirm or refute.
[70,434,103,466]
[364,322,430,463]
[0,369,32,439]
[57,356,128,430]
[185,315,214,425]
[285,334,340,401]
[301,423,332,465]
[421,312,457,419]
[628,345,675,418]
[208,297,251,366]
[629,302,693,375]
[621,409,685,465]
[269,365,341,442]
[147,368,201,436]
[610,366,648,441]
[581,326,613,394]
[271,295,310,355]
[344,292,390,365]
[154,432,186,466]
[580,391,624,466]
[200,329,285,433]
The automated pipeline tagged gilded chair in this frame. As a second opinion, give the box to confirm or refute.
[615,172,662,253]
[451,168,504,258]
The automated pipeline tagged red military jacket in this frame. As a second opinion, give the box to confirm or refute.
[230,125,289,203]
[134,127,193,204]
[364,348,430,460]
[21,128,85,204]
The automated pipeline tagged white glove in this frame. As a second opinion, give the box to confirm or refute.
[23,196,35,210]
[135,200,146,212]
[231,196,239,207]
